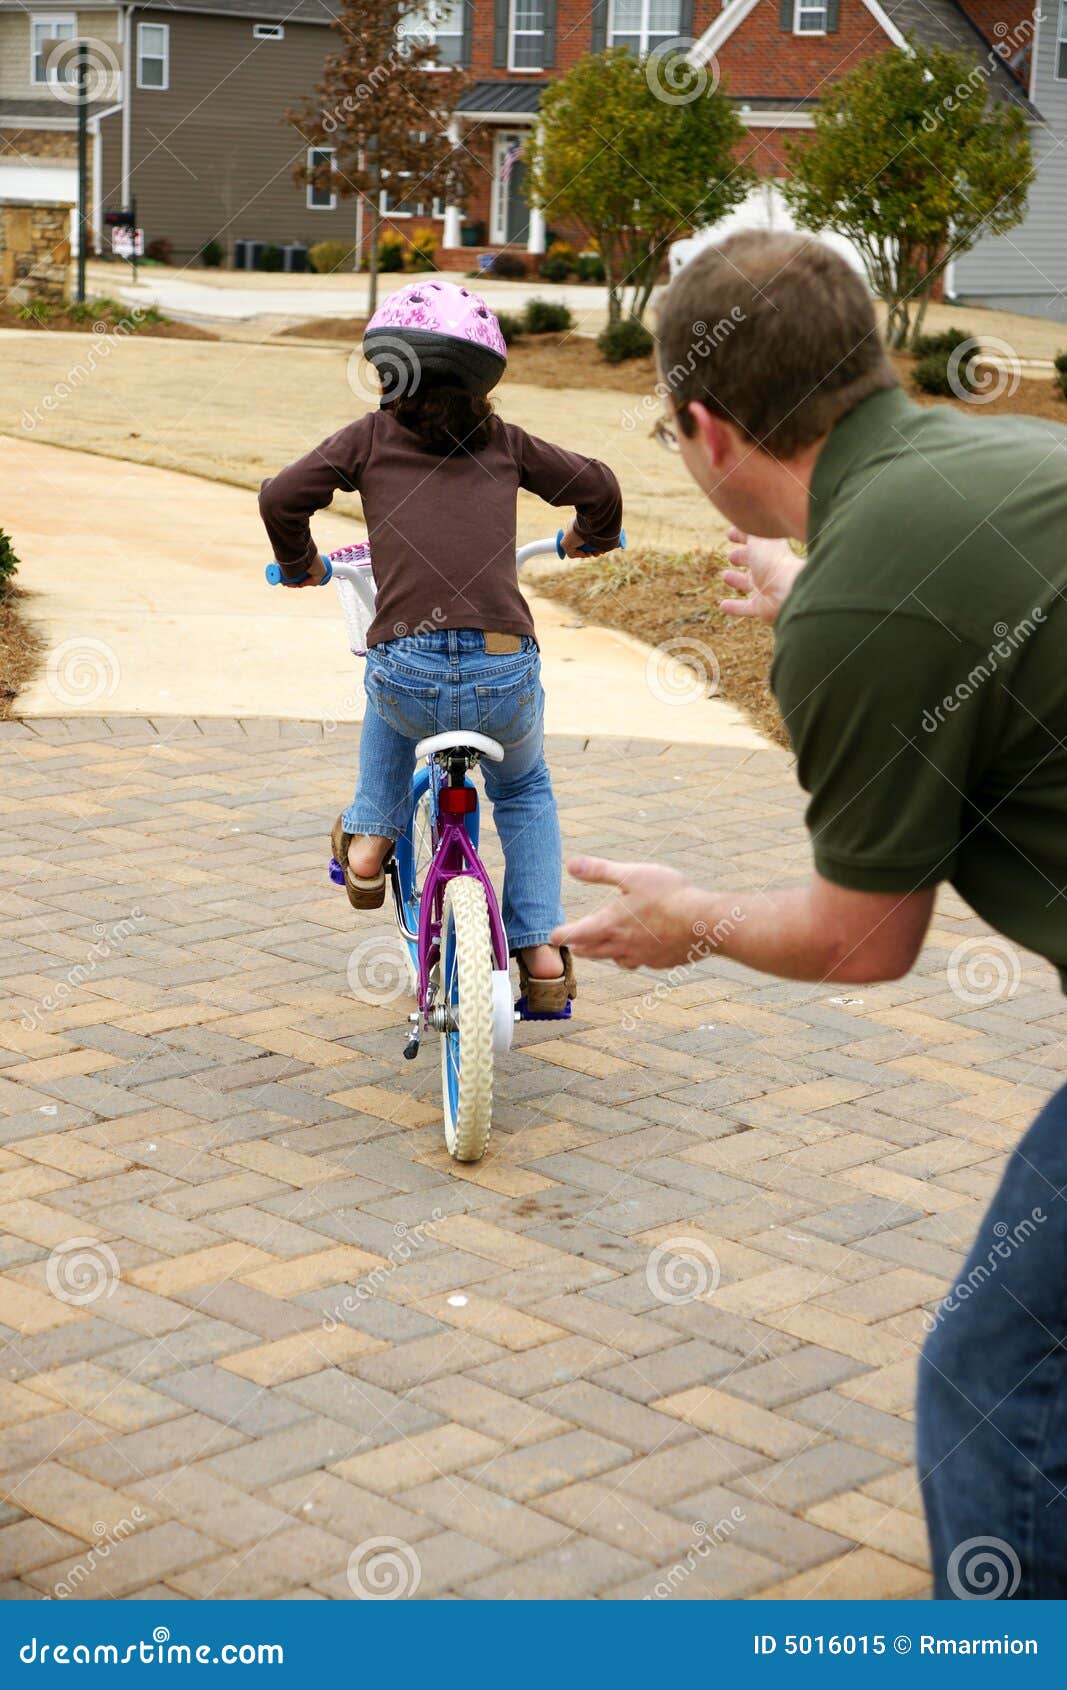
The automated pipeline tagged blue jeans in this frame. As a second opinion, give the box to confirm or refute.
[917,1079,1067,1598]
[344,630,564,951]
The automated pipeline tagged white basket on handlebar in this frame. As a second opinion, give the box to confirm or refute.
[330,543,377,656]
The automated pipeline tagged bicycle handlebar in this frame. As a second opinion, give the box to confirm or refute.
[268,530,626,586]
[265,555,334,587]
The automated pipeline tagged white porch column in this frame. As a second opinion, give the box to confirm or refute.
[525,124,546,255]
[443,117,463,249]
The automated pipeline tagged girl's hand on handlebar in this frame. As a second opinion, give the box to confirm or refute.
[558,523,603,559]
[720,530,804,625]
[284,554,330,589]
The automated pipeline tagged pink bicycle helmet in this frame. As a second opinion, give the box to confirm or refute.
[363,278,507,400]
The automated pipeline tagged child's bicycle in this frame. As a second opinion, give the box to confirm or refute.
[266,531,623,1163]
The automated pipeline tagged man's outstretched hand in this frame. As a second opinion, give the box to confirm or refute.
[720,529,804,624]
[552,858,708,971]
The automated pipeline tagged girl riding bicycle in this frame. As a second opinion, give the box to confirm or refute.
[259,279,623,1016]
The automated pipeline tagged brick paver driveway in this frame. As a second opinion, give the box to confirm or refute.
[1,717,1064,1600]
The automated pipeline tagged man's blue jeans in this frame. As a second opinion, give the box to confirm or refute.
[343,629,564,951]
[918,1079,1067,1598]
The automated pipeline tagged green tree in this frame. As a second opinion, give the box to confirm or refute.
[783,43,1032,349]
[287,0,471,314]
[526,48,752,327]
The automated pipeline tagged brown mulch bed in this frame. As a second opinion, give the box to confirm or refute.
[0,588,43,720]
[278,318,656,394]
[0,304,216,340]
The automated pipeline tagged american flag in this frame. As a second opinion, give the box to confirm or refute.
[500,140,522,185]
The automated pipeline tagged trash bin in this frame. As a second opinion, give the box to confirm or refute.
[282,244,309,273]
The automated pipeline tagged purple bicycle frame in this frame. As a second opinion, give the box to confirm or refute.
[416,788,509,1016]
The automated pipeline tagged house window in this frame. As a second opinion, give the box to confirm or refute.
[137,21,169,88]
[253,22,285,39]
[1058,0,1067,79]
[398,1,464,65]
[794,0,828,33]
[31,14,77,85]
[510,0,544,70]
[307,147,336,210]
[608,0,682,55]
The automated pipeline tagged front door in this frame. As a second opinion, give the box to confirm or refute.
[494,132,529,246]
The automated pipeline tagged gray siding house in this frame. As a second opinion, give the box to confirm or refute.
[952,5,1067,324]
[0,0,353,264]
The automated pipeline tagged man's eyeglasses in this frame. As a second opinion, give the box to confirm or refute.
[653,417,679,452]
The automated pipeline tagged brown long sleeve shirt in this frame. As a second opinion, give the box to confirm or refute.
[258,408,623,648]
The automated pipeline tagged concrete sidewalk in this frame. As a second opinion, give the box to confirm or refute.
[8,437,764,747]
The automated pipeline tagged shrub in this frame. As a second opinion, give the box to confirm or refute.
[308,240,353,274]
[200,239,224,268]
[577,252,605,283]
[496,311,525,345]
[378,231,406,272]
[145,237,173,265]
[524,297,573,334]
[911,325,976,358]
[598,318,654,363]
[487,252,526,280]
[539,255,571,283]
[910,351,986,398]
[256,243,283,271]
[406,228,438,271]
[16,301,55,326]
[0,527,19,596]
[1054,350,1067,400]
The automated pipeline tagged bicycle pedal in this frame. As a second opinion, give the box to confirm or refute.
[402,1034,421,1061]
[328,857,345,887]
[515,996,573,1022]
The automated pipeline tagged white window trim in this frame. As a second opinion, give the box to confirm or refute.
[306,146,336,211]
[31,13,77,86]
[253,22,285,38]
[508,0,544,72]
[1056,0,1067,81]
[607,0,685,55]
[398,4,464,69]
[136,20,170,89]
[793,0,828,35]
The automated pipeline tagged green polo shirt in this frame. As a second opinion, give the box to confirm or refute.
[771,386,1067,986]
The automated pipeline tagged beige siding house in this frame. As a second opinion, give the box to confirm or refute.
[0,0,354,264]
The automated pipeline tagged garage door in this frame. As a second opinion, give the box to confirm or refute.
[0,161,80,252]
[670,182,869,283]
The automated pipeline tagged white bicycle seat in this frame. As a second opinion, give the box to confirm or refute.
[416,730,505,764]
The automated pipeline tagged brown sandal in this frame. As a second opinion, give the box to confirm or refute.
[330,816,393,911]
[516,946,577,1020]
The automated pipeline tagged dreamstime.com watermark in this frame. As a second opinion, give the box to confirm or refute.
[622,909,744,1032]
[920,610,1045,733]
[621,307,747,436]
[923,1207,1045,1333]
[322,1212,442,1328]
[645,1510,747,1598]
[946,1536,1022,1600]
[921,14,1038,135]
[19,309,156,433]
[51,1510,148,1599]
[19,1629,284,1665]
[946,936,1021,1007]
[20,911,146,1032]
[318,24,434,133]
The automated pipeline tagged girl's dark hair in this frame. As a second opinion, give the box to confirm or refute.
[390,382,494,456]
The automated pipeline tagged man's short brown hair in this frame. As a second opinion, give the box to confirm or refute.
[657,231,897,459]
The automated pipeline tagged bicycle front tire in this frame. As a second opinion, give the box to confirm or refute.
[440,874,494,1162]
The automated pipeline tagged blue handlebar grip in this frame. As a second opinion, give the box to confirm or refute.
[265,556,333,587]
[556,528,627,559]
